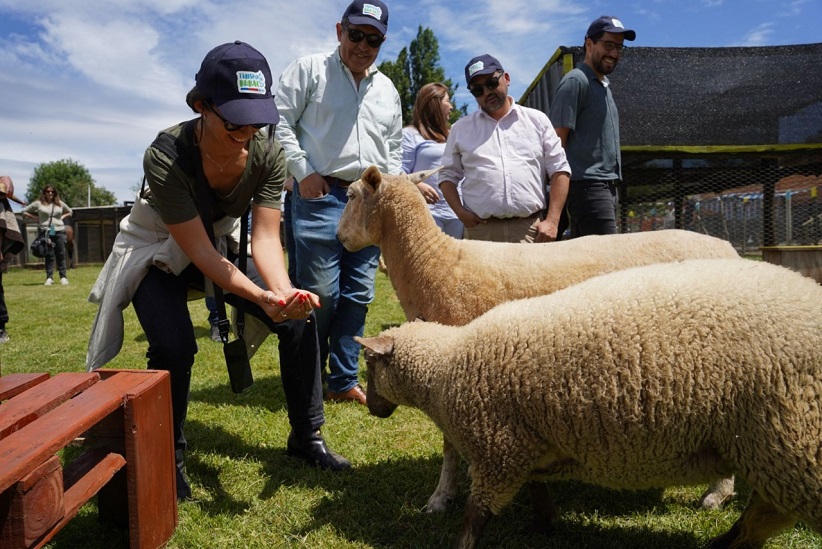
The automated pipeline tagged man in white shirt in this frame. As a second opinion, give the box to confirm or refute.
[275,0,402,406]
[439,54,570,243]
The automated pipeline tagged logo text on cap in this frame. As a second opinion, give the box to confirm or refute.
[362,3,382,19]
[237,71,266,95]
[467,61,485,77]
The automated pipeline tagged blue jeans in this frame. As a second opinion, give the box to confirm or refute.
[434,215,464,239]
[205,295,219,326]
[283,191,297,286]
[292,180,380,393]
[132,258,325,466]
[567,180,618,238]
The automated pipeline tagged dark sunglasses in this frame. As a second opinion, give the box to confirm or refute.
[207,104,267,132]
[468,72,503,97]
[343,25,385,49]
[595,40,627,53]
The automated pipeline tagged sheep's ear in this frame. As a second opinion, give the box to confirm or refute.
[355,335,394,356]
[408,166,442,185]
[360,165,383,195]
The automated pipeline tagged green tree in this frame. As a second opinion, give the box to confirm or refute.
[379,26,467,126]
[27,158,117,207]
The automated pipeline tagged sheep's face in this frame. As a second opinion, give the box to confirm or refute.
[338,165,384,251]
[357,335,400,418]
[337,165,443,252]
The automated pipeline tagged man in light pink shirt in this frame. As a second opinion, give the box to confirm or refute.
[439,54,571,243]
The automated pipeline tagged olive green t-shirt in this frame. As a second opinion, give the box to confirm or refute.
[142,120,285,225]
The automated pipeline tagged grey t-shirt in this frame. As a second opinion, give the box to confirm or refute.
[549,63,622,182]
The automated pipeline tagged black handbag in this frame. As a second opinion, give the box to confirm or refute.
[29,233,52,258]
[30,204,56,259]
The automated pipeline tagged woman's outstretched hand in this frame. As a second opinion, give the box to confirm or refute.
[260,288,320,322]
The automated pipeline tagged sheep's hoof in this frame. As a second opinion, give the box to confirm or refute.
[699,477,736,510]
[424,495,451,513]
[703,522,742,549]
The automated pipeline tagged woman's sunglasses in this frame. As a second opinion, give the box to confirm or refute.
[468,72,503,97]
[343,25,385,49]
[207,104,267,132]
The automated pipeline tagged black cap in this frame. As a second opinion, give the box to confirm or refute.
[586,16,636,41]
[342,0,389,35]
[464,54,504,86]
[195,41,280,127]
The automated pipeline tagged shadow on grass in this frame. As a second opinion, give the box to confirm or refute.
[188,370,290,413]
[173,418,708,549]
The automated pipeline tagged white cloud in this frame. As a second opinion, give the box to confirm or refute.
[740,22,775,46]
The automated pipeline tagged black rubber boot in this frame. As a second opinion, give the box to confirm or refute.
[286,429,351,471]
[175,449,192,501]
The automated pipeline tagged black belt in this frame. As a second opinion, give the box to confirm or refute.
[323,176,354,188]
[488,210,542,221]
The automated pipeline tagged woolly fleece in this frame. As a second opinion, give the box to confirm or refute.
[362,258,822,547]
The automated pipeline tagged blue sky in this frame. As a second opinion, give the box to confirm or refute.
[0,0,819,205]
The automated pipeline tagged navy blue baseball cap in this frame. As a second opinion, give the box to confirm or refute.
[464,54,504,86]
[195,41,280,127]
[586,16,636,41]
[342,0,389,35]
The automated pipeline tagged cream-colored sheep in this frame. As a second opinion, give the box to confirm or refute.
[338,166,738,326]
[358,258,822,549]
[339,166,741,510]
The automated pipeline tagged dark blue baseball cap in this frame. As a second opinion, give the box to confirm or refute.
[195,41,280,127]
[342,0,389,35]
[464,54,504,86]
[586,16,636,41]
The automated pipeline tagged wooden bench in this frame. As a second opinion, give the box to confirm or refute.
[0,370,178,548]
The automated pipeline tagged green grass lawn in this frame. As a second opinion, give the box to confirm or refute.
[1,264,819,548]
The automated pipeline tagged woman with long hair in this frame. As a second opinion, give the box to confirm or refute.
[23,184,72,285]
[401,82,463,238]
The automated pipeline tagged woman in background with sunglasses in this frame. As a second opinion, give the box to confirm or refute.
[87,41,352,502]
[22,184,72,285]
[438,53,571,243]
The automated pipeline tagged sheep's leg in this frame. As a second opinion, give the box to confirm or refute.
[455,495,493,549]
[425,436,459,512]
[528,481,559,534]
[699,475,736,510]
[705,490,796,549]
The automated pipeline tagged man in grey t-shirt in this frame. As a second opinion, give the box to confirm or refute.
[549,15,636,238]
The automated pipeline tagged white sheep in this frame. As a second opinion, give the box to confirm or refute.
[338,166,741,510]
[358,258,822,549]
[338,166,739,327]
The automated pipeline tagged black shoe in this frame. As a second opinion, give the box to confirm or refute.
[286,429,351,471]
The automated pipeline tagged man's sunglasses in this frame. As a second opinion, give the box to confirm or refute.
[468,72,503,97]
[343,25,385,49]
[594,40,627,53]
[207,104,267,132]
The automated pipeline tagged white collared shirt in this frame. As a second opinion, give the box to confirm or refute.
[275,48,402,182]
[439,101,570,219]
